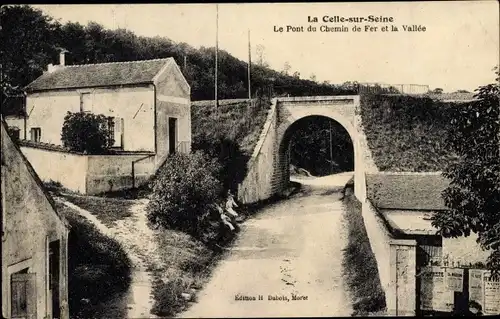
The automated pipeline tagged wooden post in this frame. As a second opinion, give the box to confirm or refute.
[215,4,219,109]
[248,29,252,103]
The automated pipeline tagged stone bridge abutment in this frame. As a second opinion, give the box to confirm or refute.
[238,95,377,204]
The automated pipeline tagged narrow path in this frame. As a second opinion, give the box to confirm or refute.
[179,174,354,318]
[59,197,159,319]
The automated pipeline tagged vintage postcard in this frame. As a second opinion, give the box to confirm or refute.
[1,1,499,318]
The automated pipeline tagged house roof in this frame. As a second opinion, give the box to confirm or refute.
[366,172,450,211]
[381,209,438,235]
[25,58,175,92]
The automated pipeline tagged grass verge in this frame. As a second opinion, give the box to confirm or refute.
[341,192,387,316]
[60,193,135,227]
[56,201,132,319]
[150,228,223,317]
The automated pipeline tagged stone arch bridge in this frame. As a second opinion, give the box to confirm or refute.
[237,95,378,204]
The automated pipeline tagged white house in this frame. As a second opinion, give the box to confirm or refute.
[10,51,191,164]
[3,52,192,194]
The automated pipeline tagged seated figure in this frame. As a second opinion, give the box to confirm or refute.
[225,191,239,217]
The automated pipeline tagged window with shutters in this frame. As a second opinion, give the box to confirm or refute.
[107,117,123,148]
[30,128,41,142]
[11,271,37,319]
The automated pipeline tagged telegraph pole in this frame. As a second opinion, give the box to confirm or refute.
[247,29,252,103]
[329,121,334,174]
[215,4,219,109]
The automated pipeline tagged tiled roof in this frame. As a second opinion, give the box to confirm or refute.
[366,172,450,210]
[25,58,174,92]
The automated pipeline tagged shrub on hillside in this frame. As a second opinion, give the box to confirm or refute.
[147,151,223,237]
[61,111,114,154]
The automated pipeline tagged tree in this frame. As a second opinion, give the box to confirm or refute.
[431,88,444,94]
[255,44,269,67]
[0,5,61,96]
[282,61,291,75]
[61,112,114,154]
[432,67,500,278]
[310,73,317,82]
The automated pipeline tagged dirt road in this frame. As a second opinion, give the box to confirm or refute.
[179,173,354,318]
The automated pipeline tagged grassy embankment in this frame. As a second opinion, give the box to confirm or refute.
[55,201,132,319]
[341,187,386,316]
[360,94,462,171]
[60,194,135,227]
[191,98,270,155]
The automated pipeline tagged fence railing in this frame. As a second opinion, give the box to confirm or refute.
[176,141,190,154]
[358,83,430,95]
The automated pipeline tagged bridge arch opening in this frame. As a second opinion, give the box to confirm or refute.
[277,114,355,188]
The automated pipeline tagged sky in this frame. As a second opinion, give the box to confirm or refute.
[33,2,499,92]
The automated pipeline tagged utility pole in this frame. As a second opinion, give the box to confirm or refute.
[215,4,219,109]
[247,29,252,103]
[183,55,187,72]
[329,121,334,174]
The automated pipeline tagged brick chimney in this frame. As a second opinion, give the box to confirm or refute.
[59,50,67,66]
[47,49,68,73]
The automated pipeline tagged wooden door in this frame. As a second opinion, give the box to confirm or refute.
[11,273,37,319]
[168,117,178,154]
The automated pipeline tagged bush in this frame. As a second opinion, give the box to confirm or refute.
[61,111,113,154]
[151,278,190,317]
[147,151,223,237]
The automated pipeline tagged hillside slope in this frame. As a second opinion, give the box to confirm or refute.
[360,94,465,171]
[191,98,271,191]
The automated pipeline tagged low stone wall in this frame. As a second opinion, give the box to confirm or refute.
[20,145,88,193]
[361,198,394,309]
[361,198,419,315]
[237,99,278,204]
[20,145,155,195]
[86,154,155,194]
